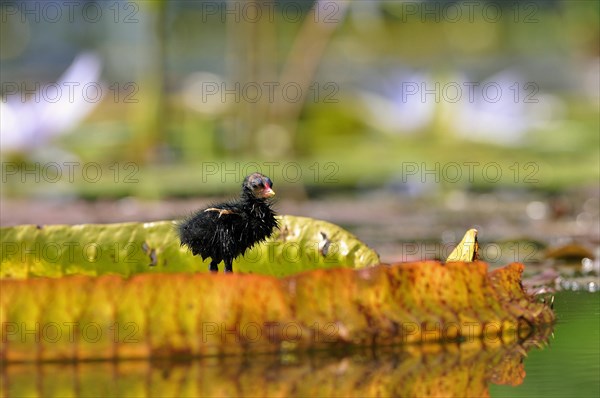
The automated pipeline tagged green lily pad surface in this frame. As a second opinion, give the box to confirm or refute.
[0,215,380,278]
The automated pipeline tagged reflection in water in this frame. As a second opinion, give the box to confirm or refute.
[2,327,552,398]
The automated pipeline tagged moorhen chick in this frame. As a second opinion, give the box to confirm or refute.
[178,172,278,273]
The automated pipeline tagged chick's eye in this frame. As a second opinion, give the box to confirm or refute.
[266,178,273,188]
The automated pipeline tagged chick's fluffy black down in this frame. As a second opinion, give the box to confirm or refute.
[177,189,278,270]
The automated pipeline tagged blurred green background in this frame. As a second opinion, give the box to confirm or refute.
[1,0,598,201]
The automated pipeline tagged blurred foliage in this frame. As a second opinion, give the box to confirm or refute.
[0,0,598,198]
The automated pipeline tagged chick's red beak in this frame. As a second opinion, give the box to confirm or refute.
[262,184,275,198]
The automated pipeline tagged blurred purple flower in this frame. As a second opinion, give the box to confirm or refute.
[356,68,559,144]
[1,52,103,153]
[358,71,436,134]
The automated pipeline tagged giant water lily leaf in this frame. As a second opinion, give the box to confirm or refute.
[0,216,380,278]
[0,261,554,362]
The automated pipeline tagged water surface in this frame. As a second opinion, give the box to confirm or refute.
[491,291,599,398]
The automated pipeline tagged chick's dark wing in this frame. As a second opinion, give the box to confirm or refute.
[203,206,241,218]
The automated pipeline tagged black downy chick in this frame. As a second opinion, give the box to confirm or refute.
[178,173,278,273]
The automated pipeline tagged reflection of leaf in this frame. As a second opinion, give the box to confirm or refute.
[0,216,380,278]
[447,228,479,262]
[0,261,554,362]
[2,336,551,398]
